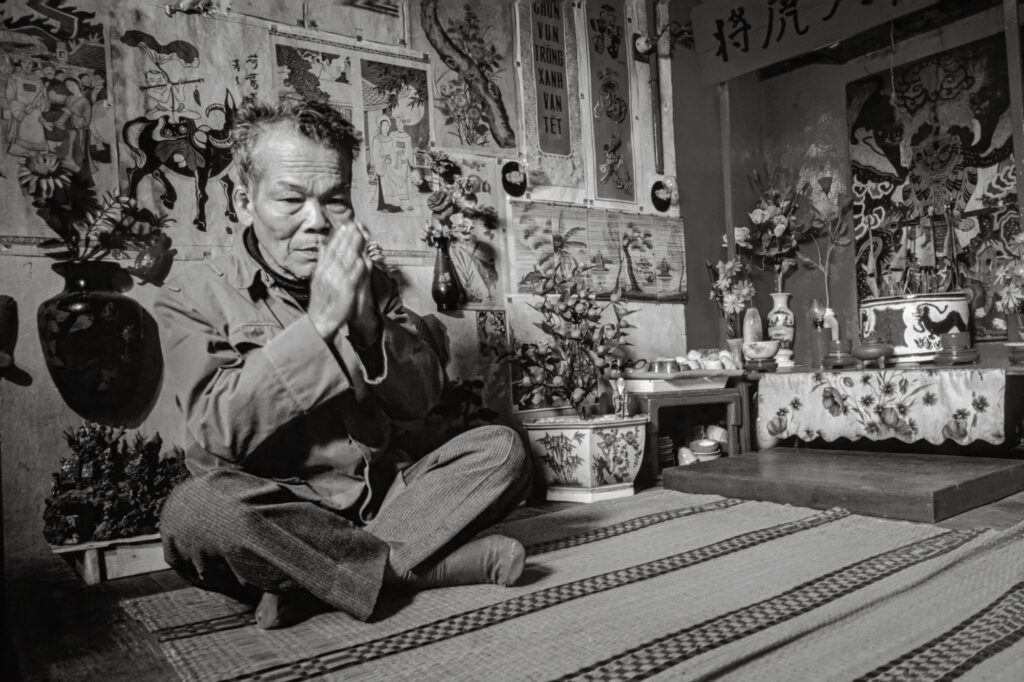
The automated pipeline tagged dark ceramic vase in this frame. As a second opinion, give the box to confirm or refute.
[431,239,462,312]
[37,261,145,424]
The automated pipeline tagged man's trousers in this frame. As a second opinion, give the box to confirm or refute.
[159,425,530,620]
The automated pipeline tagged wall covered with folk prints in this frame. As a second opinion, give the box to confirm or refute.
[0,0,687,572]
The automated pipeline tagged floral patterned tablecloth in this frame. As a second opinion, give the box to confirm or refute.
[757,368,1006,446]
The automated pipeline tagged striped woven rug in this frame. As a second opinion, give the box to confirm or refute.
[121,489,1024,681]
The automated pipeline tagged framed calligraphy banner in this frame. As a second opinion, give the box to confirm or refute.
[692,0,938,84]
[516,0,586,199]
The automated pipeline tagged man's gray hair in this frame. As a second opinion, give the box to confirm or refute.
[232,98,362,187]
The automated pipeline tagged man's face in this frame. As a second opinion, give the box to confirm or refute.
[234,127,354,280]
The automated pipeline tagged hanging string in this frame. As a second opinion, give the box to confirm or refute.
[888,22,901,109]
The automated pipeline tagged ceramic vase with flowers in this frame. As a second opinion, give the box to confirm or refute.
[509,264,648,502]
[707,256,755,364]
[19,151,173,424]
[421,151,498,312]
[736,168,825,350]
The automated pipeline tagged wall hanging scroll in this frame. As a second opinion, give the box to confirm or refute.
[584,0,635,203]
[846,32,1016,341]
[509,200,685,302]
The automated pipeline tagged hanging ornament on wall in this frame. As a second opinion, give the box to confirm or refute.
[0,295,31,386]
[501,161,527,197]
[651,176,677,212]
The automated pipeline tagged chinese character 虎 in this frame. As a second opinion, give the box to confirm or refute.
[763,0,809,49]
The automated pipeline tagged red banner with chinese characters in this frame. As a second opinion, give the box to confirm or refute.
[692,0,938,84]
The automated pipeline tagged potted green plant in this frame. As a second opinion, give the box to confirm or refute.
[510,262,648,503]
[19,151,173,424]
[44,422,189,584]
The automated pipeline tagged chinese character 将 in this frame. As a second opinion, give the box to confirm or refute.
[712,8,752,62]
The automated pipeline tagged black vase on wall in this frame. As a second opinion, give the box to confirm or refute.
[37,261,146,425]
[431,239,462,312]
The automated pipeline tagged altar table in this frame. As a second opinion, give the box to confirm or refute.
[756,366,1007,447]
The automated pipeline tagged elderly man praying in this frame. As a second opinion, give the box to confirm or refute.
[155,98,529,629]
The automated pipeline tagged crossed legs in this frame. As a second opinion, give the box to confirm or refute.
[160,425,530,626]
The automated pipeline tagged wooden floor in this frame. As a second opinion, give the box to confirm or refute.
[5,490,1024,681]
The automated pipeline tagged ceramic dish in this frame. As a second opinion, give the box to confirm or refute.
[743,340,780,360]
[690,438,720,455]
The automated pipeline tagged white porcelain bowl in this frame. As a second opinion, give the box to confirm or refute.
[742,340,780,360]
[690,438,721,456]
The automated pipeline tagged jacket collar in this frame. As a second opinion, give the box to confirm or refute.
[223,238,271,301]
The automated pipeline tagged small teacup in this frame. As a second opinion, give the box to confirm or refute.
[705,424,728,445]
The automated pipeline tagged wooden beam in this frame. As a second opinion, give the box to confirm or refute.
[1004,0,1024,208]
[719,83,735,256]
[692,0,938,84]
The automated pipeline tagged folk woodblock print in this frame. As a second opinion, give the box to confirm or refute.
[510,201,685,301]
[0,0,116,245]
[272,35,356,127]
[359,55,438,254]
[475,308,511,419]
[516,0,584,193]
[110,7,272,254]
[584,0,634,203]
[229,0,406,46]
[411,0,518,156]
[847,32,1016,340]
[447,154,505,309]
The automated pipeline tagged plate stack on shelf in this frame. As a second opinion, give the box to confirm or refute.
[658,435,675,470]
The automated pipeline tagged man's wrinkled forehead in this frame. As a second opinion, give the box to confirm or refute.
[248,123,353,185]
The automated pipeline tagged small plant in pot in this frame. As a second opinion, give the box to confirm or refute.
[43,422,189,546]
[19,152,173,424]
[510,262,649,503]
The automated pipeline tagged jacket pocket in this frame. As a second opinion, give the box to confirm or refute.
[227,322,280,354]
